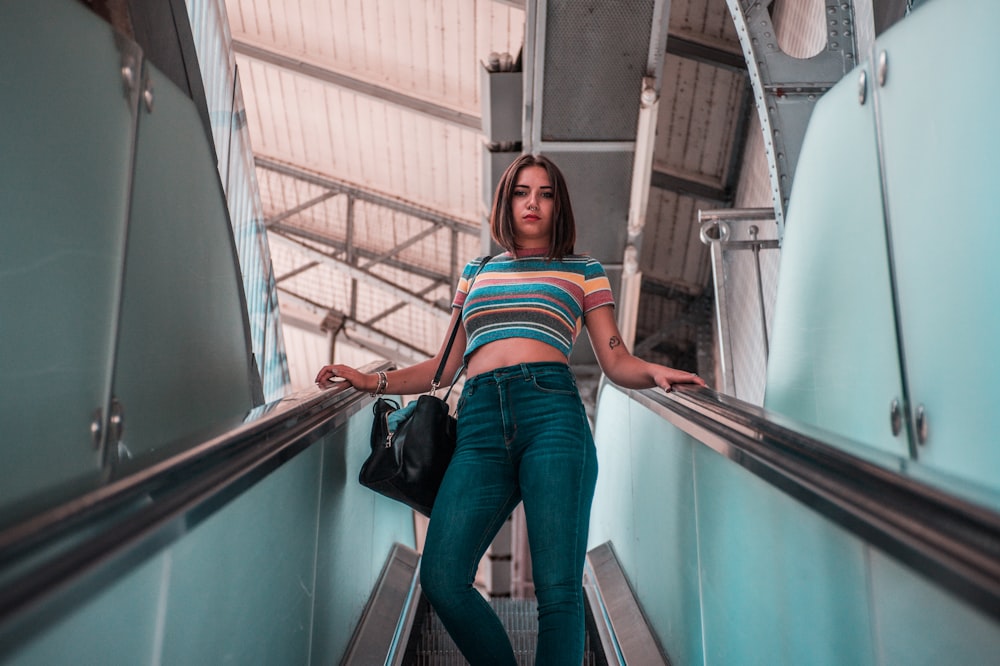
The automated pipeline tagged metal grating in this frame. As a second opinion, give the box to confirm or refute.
[541,0,655,141]
[413,597,597,665]
[543,151,634,263]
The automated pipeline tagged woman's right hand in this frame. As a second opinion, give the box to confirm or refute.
[314,364,377,392]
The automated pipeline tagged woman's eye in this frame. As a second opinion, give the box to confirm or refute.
[541,192,554,199]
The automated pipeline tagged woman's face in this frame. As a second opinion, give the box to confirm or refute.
[510,165,554,249]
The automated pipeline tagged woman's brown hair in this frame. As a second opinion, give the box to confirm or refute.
[489,154,576,260]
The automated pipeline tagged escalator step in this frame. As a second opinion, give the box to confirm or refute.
[413,597,597,665]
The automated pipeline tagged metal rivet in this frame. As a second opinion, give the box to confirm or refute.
[858,70,867,105]
[108,398,125,449]
[143,78,154,112]
[121,65,134,89]
[91,408,103,450]
[915,404,928,445]
[890,399,902,436]
[878,50,888,87]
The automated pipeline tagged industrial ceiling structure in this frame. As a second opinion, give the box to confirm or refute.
[223,0,873,395]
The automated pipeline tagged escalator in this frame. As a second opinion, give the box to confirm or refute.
[1,375,997,664]
[343,541,662,665]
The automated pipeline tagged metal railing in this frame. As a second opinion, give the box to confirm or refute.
[0,362,389,630]
[699,208,780,404]
[632,384,1000,621]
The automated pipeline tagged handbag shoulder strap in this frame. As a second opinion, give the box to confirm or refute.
[432,255,492,391]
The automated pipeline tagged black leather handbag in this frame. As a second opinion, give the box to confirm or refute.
[362,392,457,517]
[359,256,490,516]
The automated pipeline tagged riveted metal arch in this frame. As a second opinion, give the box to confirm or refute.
[726,0,859,238]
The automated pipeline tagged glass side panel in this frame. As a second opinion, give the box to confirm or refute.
[875,0,1000,490]
[765,60,909,457]
[112,61,256,461]
[227,69,289,401]
[183,0,291,399]
[0,1,135,511]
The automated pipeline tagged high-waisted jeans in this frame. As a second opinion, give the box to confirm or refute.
[420,362,599,665]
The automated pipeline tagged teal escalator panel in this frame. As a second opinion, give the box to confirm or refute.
[112,60,257,460]
[592,384,1000,664]
[159,444,324,665]
[0,1,137,507]
[869,548,1000,664]
[3,551,170,666]
[874,0,1000,489]
[311,406,419,665]
[693,442,875,665]
[591,385,877,664]
[765,58,908,458]
[0,395,416,664]
[589,386,703,666]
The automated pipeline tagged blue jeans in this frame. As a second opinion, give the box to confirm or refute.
[420,362,599,665]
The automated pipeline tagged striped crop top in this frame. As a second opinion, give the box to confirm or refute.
[451,249,615,359]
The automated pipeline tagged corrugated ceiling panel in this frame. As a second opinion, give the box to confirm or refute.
[640,188,713,293]
[668,0,740,46]
[238,56,485,220]
[227,0,523,113]
[655,54,744,182]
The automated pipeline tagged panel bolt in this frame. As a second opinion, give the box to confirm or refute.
[878,50,889,87]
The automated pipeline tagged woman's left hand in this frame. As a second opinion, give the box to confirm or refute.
[651,365,706,393]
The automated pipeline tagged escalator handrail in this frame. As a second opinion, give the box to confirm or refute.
[628,384,1000,621]
[0,362,392,630]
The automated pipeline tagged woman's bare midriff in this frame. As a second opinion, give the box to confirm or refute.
[466,338,568,377]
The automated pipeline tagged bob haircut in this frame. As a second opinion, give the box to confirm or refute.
[489,154,576,260]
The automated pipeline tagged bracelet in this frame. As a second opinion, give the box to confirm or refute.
[370,371,387,397]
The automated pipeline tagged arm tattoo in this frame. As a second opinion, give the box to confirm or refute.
[609,336,622,351]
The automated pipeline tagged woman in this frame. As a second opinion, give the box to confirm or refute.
[315,154,704,664]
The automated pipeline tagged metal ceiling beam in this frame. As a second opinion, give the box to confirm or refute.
[268,222,451,285]
[620,0,673,349]
[265,190,338,226]
[365,281,442,327]
[358,224,442,271]
[665,33,746,72]
[255,156,478,235]
[264,190,451,277]
[650,167,731,203]
[277,289,430,363]
[232,39,481,131]
[726,0,860,236]
[268,232,452,321]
